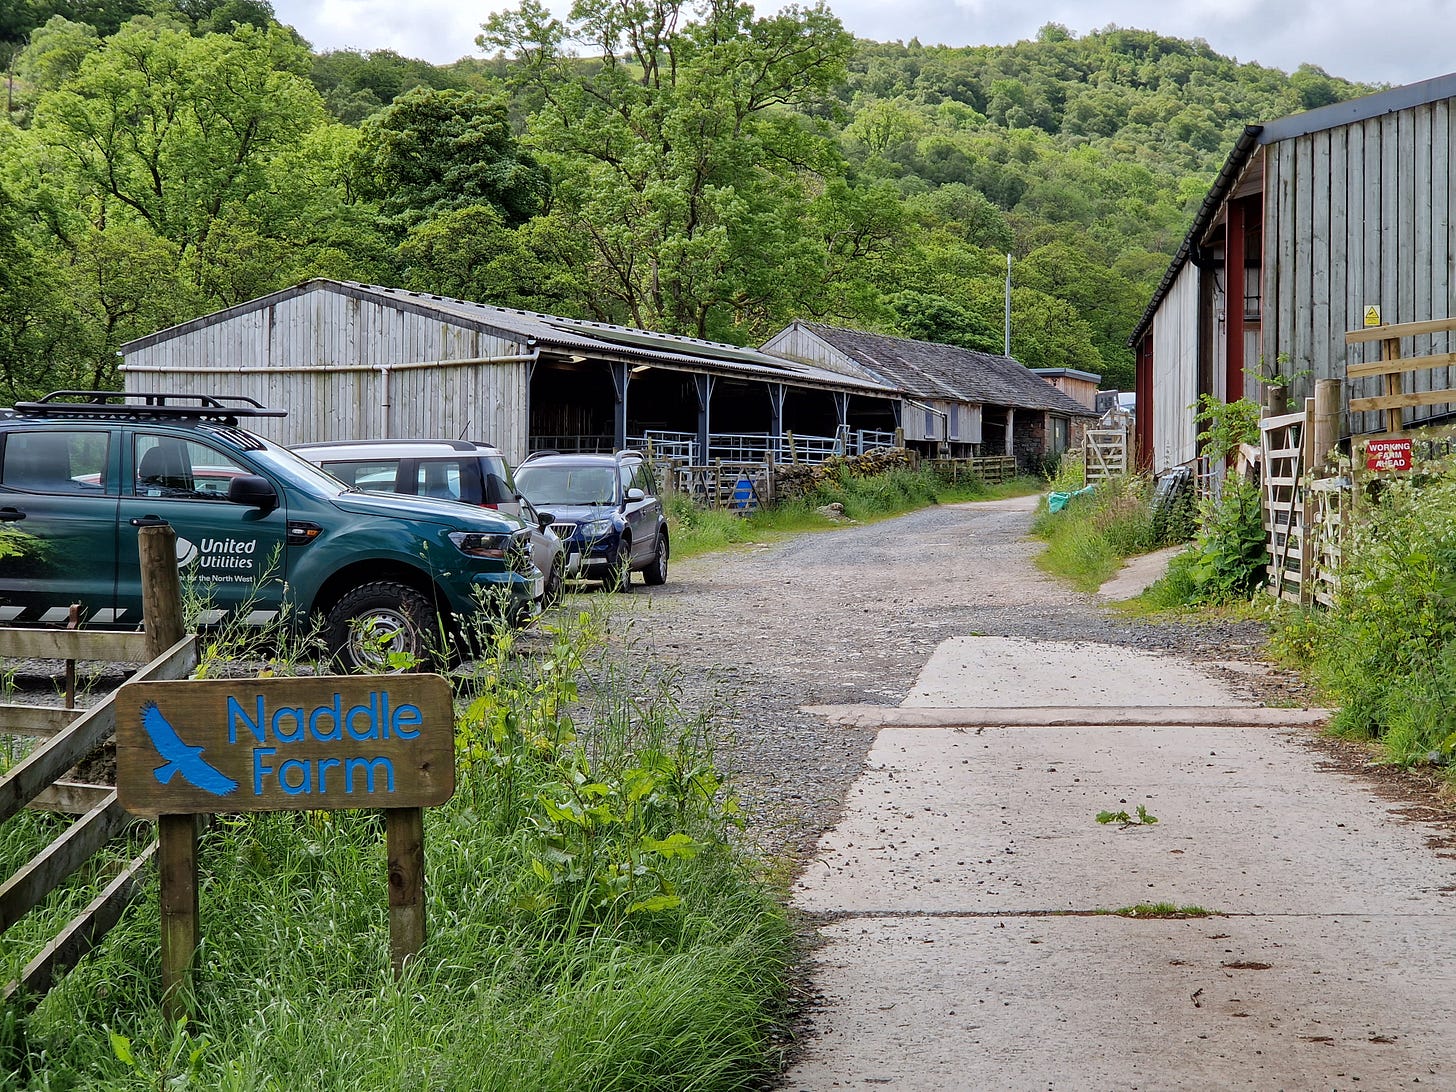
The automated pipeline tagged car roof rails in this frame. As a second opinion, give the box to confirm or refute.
[519,449,563,463]
[12,391,287,424]
[294,438,481,453]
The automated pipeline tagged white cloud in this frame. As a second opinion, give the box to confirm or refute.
[267,0,1456,86]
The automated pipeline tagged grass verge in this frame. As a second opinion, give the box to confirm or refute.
[5,609,792,1091]
[1030,475,1190,593]
[670,466,1044,561]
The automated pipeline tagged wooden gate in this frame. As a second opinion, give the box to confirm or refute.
[1260,408,1307,604]
[1083,428,1128,483]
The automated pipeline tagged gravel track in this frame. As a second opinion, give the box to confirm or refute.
[607,495,1308,860]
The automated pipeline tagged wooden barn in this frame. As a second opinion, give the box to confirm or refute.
[119,280,900,463]
[1129,72,1456,472]
[762,322,1099,468]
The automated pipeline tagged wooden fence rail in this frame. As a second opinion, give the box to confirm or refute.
[923,455,1018,484]
[1,632,197,1006]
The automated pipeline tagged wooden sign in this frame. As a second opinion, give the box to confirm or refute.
[116,675,455,816]
[1365,437,1413,472]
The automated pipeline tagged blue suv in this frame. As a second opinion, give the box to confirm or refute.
[514,451,668,591]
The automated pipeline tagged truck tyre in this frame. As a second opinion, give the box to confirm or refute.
[643,533,668,586]
[325,581,437,670]
[605,538,633,593]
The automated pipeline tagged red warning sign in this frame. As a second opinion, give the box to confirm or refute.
[1365,438,1413,471]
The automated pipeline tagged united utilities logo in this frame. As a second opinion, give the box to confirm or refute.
[140,700,239,796]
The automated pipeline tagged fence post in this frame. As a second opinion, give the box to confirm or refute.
[1312,379,1342,472]
[1264,384,1289,417]
[1299,398,1315,608]
[138,523,197,1021]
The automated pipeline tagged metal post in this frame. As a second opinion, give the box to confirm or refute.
[1004,253,1012,357]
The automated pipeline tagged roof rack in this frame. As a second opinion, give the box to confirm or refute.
[11,391,287,423]
[293,438,481,452]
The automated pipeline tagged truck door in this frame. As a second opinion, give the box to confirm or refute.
[116,433,289,628]
[0,427,120,623]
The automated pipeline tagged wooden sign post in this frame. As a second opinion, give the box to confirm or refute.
[116,673,456,1010]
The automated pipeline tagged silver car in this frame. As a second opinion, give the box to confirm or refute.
[292,439,567,605]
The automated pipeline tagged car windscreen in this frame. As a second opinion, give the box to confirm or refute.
[246,435,351,495]
[515,465,617,506]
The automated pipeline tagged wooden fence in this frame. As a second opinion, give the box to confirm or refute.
[1,629,197,1006]
[669,461,773,511]
[1256,381,1347,608]
[923,455,1018,484]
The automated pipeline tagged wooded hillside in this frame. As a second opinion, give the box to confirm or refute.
[0,0,1374,398]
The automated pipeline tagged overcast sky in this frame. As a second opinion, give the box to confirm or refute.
[271,0,1453,88]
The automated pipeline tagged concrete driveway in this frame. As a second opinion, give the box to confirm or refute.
[784,616,1456,1088]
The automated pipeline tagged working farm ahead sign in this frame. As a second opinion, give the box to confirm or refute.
[117,675,455,816]
[1365,437,1414,472]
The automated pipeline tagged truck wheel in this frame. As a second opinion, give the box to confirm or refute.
[605,539,633,593]
[325,582,437,670]
[643,533,668,586]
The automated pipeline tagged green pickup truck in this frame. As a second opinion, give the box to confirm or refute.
[0,392,543,668]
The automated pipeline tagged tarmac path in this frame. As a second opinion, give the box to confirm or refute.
[623,495,1456,1090]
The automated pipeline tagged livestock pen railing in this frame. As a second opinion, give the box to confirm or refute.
[640,430,897,465]
[2,629,197,1006]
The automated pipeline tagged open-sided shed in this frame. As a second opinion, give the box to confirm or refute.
[119,280,900,463]
[763,322,1099,467]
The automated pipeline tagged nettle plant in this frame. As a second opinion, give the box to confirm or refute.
[453,610,740,926]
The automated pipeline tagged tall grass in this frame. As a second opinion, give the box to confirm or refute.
[1031,475,1186,592]
[7,609,792,1090]
[1269,471,1456,769]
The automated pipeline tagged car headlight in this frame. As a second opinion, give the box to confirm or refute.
[580,518,616,538]
[448,531,510,559]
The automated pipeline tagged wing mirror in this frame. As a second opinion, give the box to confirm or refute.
[228,474,278,513]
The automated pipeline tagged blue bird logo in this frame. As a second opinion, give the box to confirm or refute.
[140,700,238,797]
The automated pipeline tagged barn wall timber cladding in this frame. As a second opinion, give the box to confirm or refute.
[1262,99,1456,431]
[123,284,532,456]
[1152,262,1201,471]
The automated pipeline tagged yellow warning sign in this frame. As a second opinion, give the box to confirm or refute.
[1363,305,1382,327]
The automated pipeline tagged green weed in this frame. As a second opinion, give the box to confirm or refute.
[1101,903,1215,919]
[1032,476,1183,592]
[1096,804,1158,828]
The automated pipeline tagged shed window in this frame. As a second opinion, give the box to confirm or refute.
[1050,417,1070,455]
[925,408,935,437]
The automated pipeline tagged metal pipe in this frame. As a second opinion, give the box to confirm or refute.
[121,349,542,375]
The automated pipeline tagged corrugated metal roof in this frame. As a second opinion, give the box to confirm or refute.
[121,279,893,396]
[796,323,1099,417]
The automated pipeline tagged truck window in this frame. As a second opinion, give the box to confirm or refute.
[2,431,110,494]
[135,435,248,499]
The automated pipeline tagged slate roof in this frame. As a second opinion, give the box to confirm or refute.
[795,323,1099,417]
